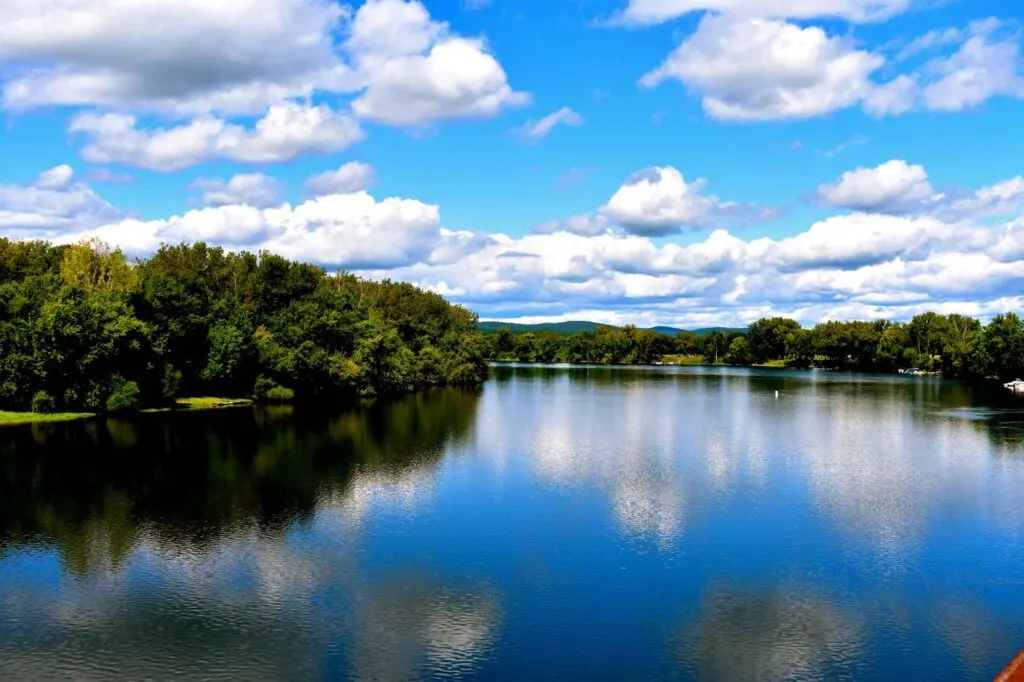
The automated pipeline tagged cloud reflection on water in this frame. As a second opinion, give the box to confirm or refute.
[351,579,501,682]
[670,584,865,682]
[482,366,1024,555]
[2,369,1024,680]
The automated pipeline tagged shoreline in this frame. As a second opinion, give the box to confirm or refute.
[489,359,943,373]
[0,397,255,428]
[488,360,959,379]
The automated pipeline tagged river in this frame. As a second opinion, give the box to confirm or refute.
[1,365,1023,681]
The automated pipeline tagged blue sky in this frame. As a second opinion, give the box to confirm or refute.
[1,0,1024,327]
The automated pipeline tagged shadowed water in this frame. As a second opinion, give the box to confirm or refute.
[1,366,1023,681]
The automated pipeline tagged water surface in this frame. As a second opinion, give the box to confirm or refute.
[2,366,1023,680]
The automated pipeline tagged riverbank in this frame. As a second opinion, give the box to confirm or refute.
[0,397,255,428]
[151,397,254,411]
[0,411,95,427]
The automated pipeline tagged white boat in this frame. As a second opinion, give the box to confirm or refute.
[1004,379,1024,393]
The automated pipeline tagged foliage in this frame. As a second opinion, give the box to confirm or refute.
[31,390,56,414]
[0,239,488,413]
[747,317,803,364]
[725,336,753,365]
[265,386,295,401]
[484,324,685,365]
[106,379,141,413]
[253,376,295,402]
[979,313,1024,380]
[483,311,1024,382]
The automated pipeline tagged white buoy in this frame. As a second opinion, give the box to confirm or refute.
[775,390,779,398]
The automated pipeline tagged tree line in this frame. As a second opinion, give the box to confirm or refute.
[482,313,1024,382]
[0,239,488,414]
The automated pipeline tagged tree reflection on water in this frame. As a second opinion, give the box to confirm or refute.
[0,388,480,577]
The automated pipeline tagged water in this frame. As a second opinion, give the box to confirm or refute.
[2,365,1023,681]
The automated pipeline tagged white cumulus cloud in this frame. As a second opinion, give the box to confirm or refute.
[818,159,1024,221]
[73,192,444,270]
[306,162,377,196]
[598,166,773,236]
[189,174,283,209]
[344,0,529,126]
[818,160,936,214]
[69,102,364,171]
[351,38,530,126]
[0,0,528,127]
[0,165,120,235]
[639,16,1023,123]
[0,0,352,115]
[867,19,1024,115]
[919,19,1024,112]
[601,167,720,235]
[640,16,885,121]
[0,0,528,171]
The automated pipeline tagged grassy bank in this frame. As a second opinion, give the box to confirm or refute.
[175,397,253,409]
[140,397,254,413]
[0,397,254,428]
[0,411,96,427]
[753,360,789,369]
[661,355,714,366]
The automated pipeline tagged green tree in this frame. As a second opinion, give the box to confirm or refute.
[747,317,803,363]
[676,331,699,356]
[944,314,982,376]
[702,331,726,364]
[980,313,1024,380]
[355,316,416,395]
[59,240,140,294]
[202,321,256,391]
[725,336,753,365]
[31,390,57,414]
[106,378,141,413]
[494,328,515,357]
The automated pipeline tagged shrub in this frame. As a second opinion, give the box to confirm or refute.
[265,386,295,402]
[253,375,294,402]
[106,380,140,413]
[31,390,57,414]
[252,375,275,400]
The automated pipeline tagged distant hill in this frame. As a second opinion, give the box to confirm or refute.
[477,320,604,334]
[477,320,744,337]
[684,327,748,337]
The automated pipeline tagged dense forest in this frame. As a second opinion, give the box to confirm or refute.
[0,239,487,414]
[481,314,1024,382]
